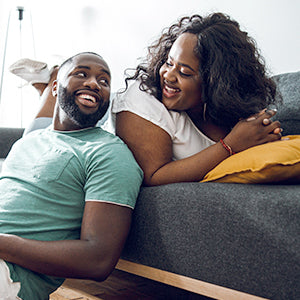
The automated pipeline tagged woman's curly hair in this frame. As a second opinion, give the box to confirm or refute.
[125,12,280,129]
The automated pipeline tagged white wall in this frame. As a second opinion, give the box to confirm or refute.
[0,0,299,127]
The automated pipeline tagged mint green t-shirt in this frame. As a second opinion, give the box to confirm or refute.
[0,127,143,299]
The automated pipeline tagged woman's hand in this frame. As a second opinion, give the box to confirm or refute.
[224,109,282,153]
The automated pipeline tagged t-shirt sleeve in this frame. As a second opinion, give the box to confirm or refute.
[84,142,143,209]
[111,81,176,139]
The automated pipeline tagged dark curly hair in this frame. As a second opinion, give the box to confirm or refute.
[124,13,280,129]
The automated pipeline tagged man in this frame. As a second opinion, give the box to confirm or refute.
[0,52,143,299]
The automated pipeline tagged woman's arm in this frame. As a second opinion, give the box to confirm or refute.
[0,201,132,281]
[116,110,281,186]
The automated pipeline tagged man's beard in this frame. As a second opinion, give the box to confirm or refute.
[58,85,109,128]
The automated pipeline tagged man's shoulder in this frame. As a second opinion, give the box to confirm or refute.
[82,129,143,182]
[75,128,131,159]
[85,127,125,146]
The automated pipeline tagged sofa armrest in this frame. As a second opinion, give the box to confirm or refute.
[0,127,24,158]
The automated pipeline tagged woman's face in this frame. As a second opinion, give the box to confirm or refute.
[159,33,202,112]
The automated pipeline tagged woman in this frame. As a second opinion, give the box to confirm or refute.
[111,12,282,186]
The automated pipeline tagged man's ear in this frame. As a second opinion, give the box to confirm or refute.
[52,80,58,97]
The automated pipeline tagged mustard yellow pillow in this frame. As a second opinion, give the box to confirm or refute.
[201,135,300,184]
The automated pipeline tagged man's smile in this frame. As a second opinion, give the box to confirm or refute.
[79,93,96,103]
[75,91,101,108]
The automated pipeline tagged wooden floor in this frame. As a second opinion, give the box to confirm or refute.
[50,269,212,300]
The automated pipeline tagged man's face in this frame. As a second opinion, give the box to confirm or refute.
[56,54,111,129]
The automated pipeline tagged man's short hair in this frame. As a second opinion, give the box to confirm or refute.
[58,52,104,79]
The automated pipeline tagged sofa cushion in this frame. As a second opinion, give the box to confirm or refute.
[273,71,300,135]
[201,135,300,184]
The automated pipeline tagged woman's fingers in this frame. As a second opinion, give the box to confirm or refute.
[273,127,282,135]
[265,108,277,116]
[245,109,282,137]
[261,110,282,136]
[255,110,281,131]
[230,109,282,152]
[246,108,276,122]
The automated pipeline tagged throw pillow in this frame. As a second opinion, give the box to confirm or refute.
[201,135,300,184]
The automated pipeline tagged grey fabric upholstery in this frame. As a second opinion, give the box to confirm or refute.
[0,71,299,299]
[273,71,300,135]
[122,182,300,299]
[0,127,24,158]
[0,127,24,170]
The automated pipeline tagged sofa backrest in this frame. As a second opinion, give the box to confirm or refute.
[272,71,300,135]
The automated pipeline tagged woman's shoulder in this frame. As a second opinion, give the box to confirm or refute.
[111,80,178,136]
[114,80,162,109]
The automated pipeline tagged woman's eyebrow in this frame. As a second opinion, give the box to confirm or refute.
[169,56,196,72]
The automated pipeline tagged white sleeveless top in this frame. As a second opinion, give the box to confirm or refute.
[106,81,215,161]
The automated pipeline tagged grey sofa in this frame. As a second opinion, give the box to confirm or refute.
[0,71,299,300]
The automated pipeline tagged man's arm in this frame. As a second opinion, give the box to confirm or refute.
[0,201,132,281]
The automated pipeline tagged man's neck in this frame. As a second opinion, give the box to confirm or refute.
[53,110,85,131]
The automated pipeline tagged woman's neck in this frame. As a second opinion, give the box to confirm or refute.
[187,110,229,142]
